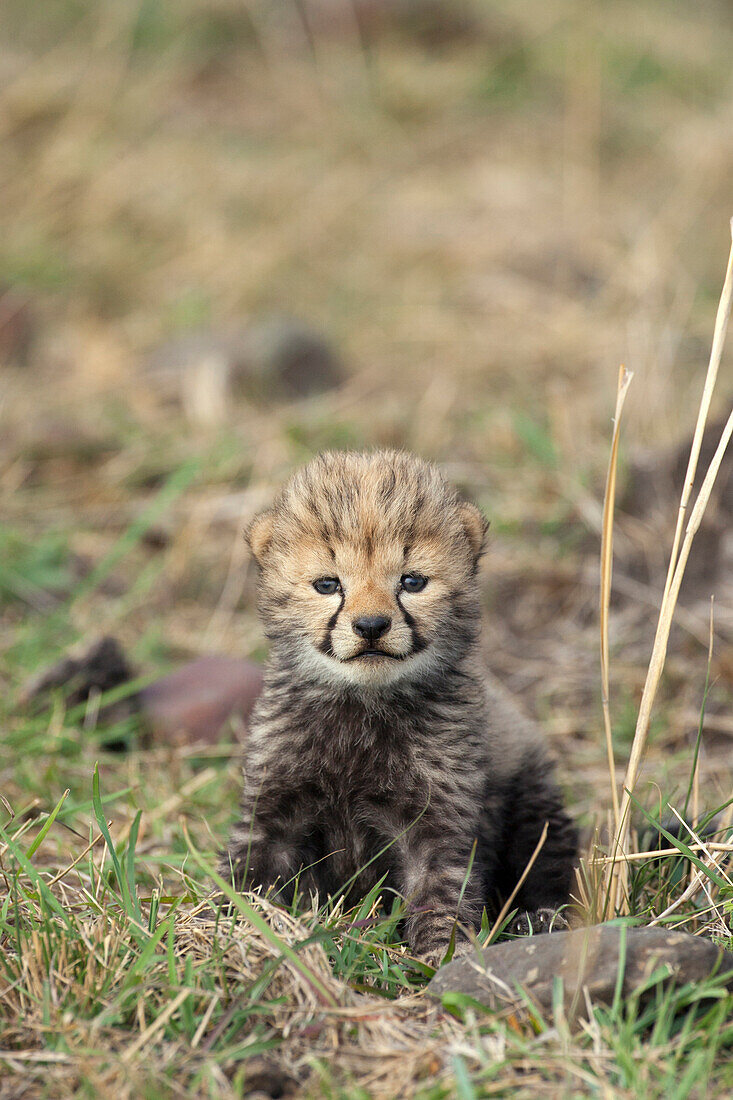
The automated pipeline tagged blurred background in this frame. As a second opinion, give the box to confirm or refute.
[2,0,733,815]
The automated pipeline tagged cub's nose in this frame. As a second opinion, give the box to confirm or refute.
[352,615,391,643]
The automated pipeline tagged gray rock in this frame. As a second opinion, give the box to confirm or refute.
[0,287,34,367]
[242,316,342,399]
[618,410,733,597]
[257,0,479,49]
[428,925,733,1016]
[144,316,343,424]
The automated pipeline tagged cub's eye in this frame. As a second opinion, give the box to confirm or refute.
[400,573,428,593]
[313,577,341,595]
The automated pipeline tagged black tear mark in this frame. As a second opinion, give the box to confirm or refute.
[318,591,345,656]
[396,592,427,655]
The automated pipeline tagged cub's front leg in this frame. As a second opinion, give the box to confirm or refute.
[220,780,319,906]
[399,823,483,965]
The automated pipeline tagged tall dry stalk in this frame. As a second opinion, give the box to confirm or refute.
[608,219,733,913]
[599,365,634,833]
[662,228,733,603]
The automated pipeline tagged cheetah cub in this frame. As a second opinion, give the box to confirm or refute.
[222,450,577,962]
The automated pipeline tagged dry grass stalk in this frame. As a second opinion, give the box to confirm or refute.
[668,805,733,891]
[645,805,733,931]
[599,364,634,832]
[662,222,733,604]
[595,842,733,864]
[610,219,733,912]
[647,859,723,928]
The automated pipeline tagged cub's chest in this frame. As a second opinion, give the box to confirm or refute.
[271,715,429,821]
[255,692,462,816]
[305,731,420,802]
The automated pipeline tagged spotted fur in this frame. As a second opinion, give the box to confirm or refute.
[222,451,577,961]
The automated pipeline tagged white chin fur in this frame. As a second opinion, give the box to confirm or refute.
[295,641,439,690]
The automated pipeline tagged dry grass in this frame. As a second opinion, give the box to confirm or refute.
[1,851,730,1099]
[603,224,733,913]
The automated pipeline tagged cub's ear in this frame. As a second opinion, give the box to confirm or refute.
[245,509,275,565]
[459,501,489,563]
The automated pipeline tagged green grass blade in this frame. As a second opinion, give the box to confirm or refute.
[452,1054,477,1100]
[69,458,199,606]
[628,793,730,891]
[25,788,69,858]
[611,921,628,1016]
[0,825,75,932]
[91,763,144,927]
[125,810,143,920]
[682,639,714,824]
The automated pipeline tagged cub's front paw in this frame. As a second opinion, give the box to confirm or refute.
[511,907,569,937]
[418,938,475,969]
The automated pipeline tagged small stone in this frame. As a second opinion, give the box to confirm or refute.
[139,655,263,745]
[144,316,343,424]
[428,924,733,1017]
[241,316,343,399]
[619,411,733,596]
[0,288,34,367]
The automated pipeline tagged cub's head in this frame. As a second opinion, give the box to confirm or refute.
[247,450,488,689]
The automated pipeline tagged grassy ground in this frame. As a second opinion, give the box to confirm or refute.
[1,1,733,1095]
